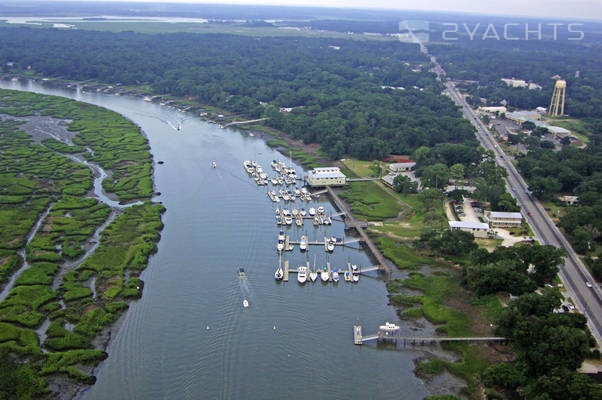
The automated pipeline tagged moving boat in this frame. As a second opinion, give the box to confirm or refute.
[321,267,330,282]
[309,207,316,216]
[300,235,308,252]
[297,266,307,284]
[243,299,249,308]
[211,162,217,168]
[332,269,339,283]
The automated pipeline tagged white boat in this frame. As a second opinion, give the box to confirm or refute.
[294,189,301,197]
[321,268,330,282]
[292,208,299,216]
[300,208,307,217]
[271,178,279,185]
[271,160,278,169]
[300,235,308,251]
[295,217,303,227]
[211,162,217,168]
[344,271,351,282]
[313,216,320,226]
[278,230,285,241]
[351,264,358,271]
[317,206,325,214]
[297,266,307,284]
[282,192,291,201]
[309,269,318,282]
[284,216,293,225]
[282,209,291,216]
[275,267,283,281]
[277,239,284,252]
[309,207,316,216]
[332,269,339,283]
[243,299,249,308]
[275,208,280,215]
[379,322,400,334]
[327,239,335,252]
[275,216,282,225]
[352,274,359,282]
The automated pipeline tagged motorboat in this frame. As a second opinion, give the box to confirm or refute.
[278,230,285,241]
[317,206,325,214]
[379,322,401,334]
[284,216,293,225]
[321,268,330,282]
[239,268,246,277]
[300,208,307,217]
[297,266,307,284]
[292,208,299,216]
[352,274,359,282]
[271,160,278,169]
[344,271,351,282]
[351,264,358,271]
[277,239,285,252]
[243,299,249,308]
[211,162,217,168]
[313,216,320,226]
[282,192,291,201]
[332,269,339,283]
[327,239,335,252]
[271,178,279,185]
[275,216,282,225]
[275,267,283,281]
[275,208,280,215]
[294,189,301,197]
[282,209,291,216]
[300,235,308,251]
[309,207,316,216]
[295,217,303,227]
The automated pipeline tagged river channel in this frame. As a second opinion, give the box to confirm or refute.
[0,79,432,400]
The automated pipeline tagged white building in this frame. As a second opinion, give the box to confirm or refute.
[448,221,490,238]
[478,106,507,114]
[389,162,416,172]
[484,211,523,227]
[306,167,346,187]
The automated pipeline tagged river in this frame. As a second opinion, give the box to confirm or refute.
[0,79,431,400]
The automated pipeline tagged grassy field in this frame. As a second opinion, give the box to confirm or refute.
[339,181,403,220]
[0,89,165,396]
[341,158,388,178]
[541,116,592,143]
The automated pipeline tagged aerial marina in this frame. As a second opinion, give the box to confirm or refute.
[242,158,369,285]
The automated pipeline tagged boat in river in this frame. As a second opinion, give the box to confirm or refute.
[321,267,330,282]
[309,207,316,216]
[300,235,308,251]
[295,217,303,227]
[351,264,358,271]
[284,216,293,225]
[327,239,335,252]
[309,269,318,282]
[300,208,307,217]
[332,269,339,283]
[317,206,325,215]
[278,230,285,241]
[379,322,400,335]
[277,239,284,252]
[297,266,307,284]
[344,271,351,282]
[239,268,246,277]
[352,273,359,283]
[275,267,283,281]
[211,162,217,168]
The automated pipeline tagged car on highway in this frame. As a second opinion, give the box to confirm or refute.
[586,281,593,288]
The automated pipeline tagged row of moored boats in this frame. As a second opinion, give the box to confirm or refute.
[274,263,360,283]
[244,160,298,187]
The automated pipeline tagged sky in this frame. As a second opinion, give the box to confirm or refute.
[60,0,602,20]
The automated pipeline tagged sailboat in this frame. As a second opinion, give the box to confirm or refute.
[275,255,284,281]
[309,257,318,282]
[321,266,330,282]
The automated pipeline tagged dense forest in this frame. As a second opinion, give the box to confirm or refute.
[0,26,475,160]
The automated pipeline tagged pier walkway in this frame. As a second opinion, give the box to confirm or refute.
[326,187,391,274]
[353,325,505,345]
[223,118,268,127]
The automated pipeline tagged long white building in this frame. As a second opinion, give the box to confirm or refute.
[306,167,347,187]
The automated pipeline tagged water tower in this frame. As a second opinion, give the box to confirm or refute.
[549,78,566,116]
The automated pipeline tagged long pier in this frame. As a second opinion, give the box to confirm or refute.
[223,117,268,127]
[326,187,391,274]
[353,325,505,345]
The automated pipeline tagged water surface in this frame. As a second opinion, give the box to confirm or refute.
[0,79,430,400]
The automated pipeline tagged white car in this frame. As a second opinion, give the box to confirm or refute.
[585,281,593,288]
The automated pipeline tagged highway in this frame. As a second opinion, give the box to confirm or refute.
[419,41,602,345]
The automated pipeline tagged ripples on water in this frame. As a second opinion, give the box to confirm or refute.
[0,79,430,400]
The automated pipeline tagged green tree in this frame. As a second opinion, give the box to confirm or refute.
[449,163,465,181]
[393,175,417,194]
[422,163,449,189]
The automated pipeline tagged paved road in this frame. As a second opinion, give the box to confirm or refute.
[416,40,602,345]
